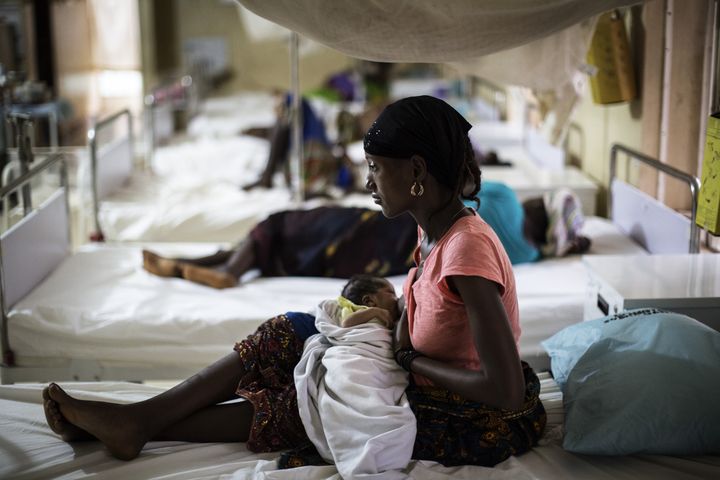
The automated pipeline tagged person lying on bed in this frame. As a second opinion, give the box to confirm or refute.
[241,92,348,198]
[142,205,418,289]
[141,182,589,290]
[472,181,592,265]
[42,95,545,468]
[292,274,416,476]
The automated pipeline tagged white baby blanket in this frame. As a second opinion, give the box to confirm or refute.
[294,299,416,479]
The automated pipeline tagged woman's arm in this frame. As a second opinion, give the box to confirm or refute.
[407,275,525,410]
[392,307,412,353]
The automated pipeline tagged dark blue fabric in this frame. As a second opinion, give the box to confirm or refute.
[284,95,329,145]
[285,311,318,342]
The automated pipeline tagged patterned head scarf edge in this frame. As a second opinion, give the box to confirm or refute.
[363,96,472,189]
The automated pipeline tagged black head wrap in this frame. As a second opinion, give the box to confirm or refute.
[363,95,472,189]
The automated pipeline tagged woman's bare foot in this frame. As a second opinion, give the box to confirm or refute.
[43,387,94,442]
[45,383,148,461]
[241,178,272,191]
[142,250,182,278]
[181,264,238,289]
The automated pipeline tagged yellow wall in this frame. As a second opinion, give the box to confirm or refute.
[564,5,645,217]
[173,0,352,95]
[569,91,643,215]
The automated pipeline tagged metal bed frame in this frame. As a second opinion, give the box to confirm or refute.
[609,143,701,254]
[0,143,199,383]
[144,75,198,166]
[87,108,134,241]
[0,152,71,377]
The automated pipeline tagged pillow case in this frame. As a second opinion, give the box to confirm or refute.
[542,308,720,455]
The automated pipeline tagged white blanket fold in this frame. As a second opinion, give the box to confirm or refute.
[295,300,416,479]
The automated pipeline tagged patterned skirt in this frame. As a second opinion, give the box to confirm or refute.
[233,315,310,452]
[408,361,546,467]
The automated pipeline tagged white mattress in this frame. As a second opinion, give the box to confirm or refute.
[98,134,378,243]
[2,375,717,480]
[97,177,293,243]
[186,92,278,139]
[8,218,644,373]
[9,243,400,370]
[151,135,271,183]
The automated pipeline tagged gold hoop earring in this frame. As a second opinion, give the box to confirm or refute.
[410,181,424,197]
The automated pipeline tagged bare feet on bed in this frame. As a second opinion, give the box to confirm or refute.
[43,387,94,442]
[241,178,272,191]
[45,383,148,461]
[142,250,182,278]
[180,264,238,289]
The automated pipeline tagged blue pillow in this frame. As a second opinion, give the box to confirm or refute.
[542,308,720,455]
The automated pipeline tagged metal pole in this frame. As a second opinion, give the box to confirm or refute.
[9,113,33,215]
[86,108,134,241]
[289,31,304,203]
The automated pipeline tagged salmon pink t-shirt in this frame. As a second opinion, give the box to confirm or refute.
[403,214,520,386]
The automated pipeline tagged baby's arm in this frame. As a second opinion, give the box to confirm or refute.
[341,307,394,328]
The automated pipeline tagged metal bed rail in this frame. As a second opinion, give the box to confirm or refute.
[0,152,70,368]
[87,108,134,241]
[144,75,197,165]
[609,143,701,254]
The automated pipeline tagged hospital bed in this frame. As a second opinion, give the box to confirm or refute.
[2,148,717,479]
[1,373,718,479]
[517,143,701,370]
[92,95,381,243]
[82,101,297,243]
[470,121,600,215]
[0,141,699,384]
[347,120,600,215]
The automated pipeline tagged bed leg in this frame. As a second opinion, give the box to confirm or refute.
[3,349,15,367]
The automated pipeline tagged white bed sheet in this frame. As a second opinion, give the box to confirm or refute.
[98,133,378,243]
[2,375,718,480]
[9,243,399,370]
[8,218,644,374]
[97,177,293,243]
[151,136,271,183]
[186,92,278,139]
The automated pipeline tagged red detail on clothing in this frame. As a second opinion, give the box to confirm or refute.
[403,215,520,386]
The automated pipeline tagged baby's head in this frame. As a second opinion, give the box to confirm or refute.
[341,274,399,319]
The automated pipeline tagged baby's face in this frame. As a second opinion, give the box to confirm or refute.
[370,280,400,321]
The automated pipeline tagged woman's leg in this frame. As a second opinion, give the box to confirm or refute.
[243,121,291,190]
[43,352,250,460]
[180,239,256,289]
[142,249,234,277]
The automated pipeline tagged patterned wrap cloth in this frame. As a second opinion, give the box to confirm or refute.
[248,206,416,278]
[408,361,546,467]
